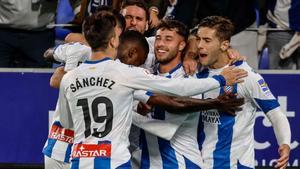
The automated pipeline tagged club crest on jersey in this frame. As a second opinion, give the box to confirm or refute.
[258,79,271,95]
[223,86,233,94]
[49,124,74,144]
[71,143,111,158]
[201,110,221,124]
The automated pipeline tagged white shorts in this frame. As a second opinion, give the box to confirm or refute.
[44,155,70,169]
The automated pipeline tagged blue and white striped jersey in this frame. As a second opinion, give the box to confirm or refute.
[138,64,203,169]
[57,58,224,169]
[197,61,280,169]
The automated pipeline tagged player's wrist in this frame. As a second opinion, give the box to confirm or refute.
[280,143,291,150]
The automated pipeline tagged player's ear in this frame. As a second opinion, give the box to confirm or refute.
[220,40,230,52]
[178,41,186,52]
[110,36,118,49]
[145,21,149,31]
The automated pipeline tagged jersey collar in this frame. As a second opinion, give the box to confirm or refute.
[157,63,183,78]
[84,57,112,64]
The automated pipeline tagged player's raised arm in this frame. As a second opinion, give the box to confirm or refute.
[145,93,244,115]
[119,65,247,97]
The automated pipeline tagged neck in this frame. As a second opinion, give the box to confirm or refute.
[159,53,182,74]
[209,52,230,69]
[90,47,116,61]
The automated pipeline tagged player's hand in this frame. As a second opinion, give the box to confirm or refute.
[183,36,198,75]
[216,93,244,115]
[137,102,153,116]
[43,48,56,62]
[227,48,247,65]
[220,66,248,85]
[183,54,198,75]
[275,144,290,169]
[149,10,161,29]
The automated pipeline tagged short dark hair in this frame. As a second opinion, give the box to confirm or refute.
[157,19,189,41]
[121,0,149,21]
[120,30,149,55]
[83,11,117,50]
[96,5,126,32]
[198,16,235,41]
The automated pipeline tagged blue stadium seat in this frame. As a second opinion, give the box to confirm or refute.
[55,0,75,40]
[259,47,269,69]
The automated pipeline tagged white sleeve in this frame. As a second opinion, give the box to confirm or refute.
[132,112,183,140]
[265,107,291,146]
[133,90,151,104]
[244,72,291,146]
[118,65,225,97]
[53,44,67,63]
[146,36,155,56]
[245,72,280,113]
[143,36,157,72]
[54,42,91,71]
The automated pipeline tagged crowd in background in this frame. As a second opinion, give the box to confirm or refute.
[0,0,299,69]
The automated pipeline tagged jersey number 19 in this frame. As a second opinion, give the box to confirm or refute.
[77,97,113,138]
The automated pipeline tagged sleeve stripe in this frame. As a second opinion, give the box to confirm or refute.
[212,75,226,87]
[254,98,280,113]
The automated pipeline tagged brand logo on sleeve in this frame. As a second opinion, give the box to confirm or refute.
[257,79,271,95]
[49,124,74,143]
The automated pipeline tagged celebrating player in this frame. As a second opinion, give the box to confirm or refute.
[196,16,291,169]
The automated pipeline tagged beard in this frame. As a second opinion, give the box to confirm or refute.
[156,49,178,65]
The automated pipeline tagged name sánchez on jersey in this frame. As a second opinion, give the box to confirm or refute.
[70,76,115,93]
[71,143,111,158]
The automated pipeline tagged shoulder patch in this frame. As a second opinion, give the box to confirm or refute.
[257,79,271,96]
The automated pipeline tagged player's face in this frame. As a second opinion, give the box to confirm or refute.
[118,44,146,66]
[196,27,223,67]
[130,47,147,66]
[121,5,148,34]
[154,29,184,64]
